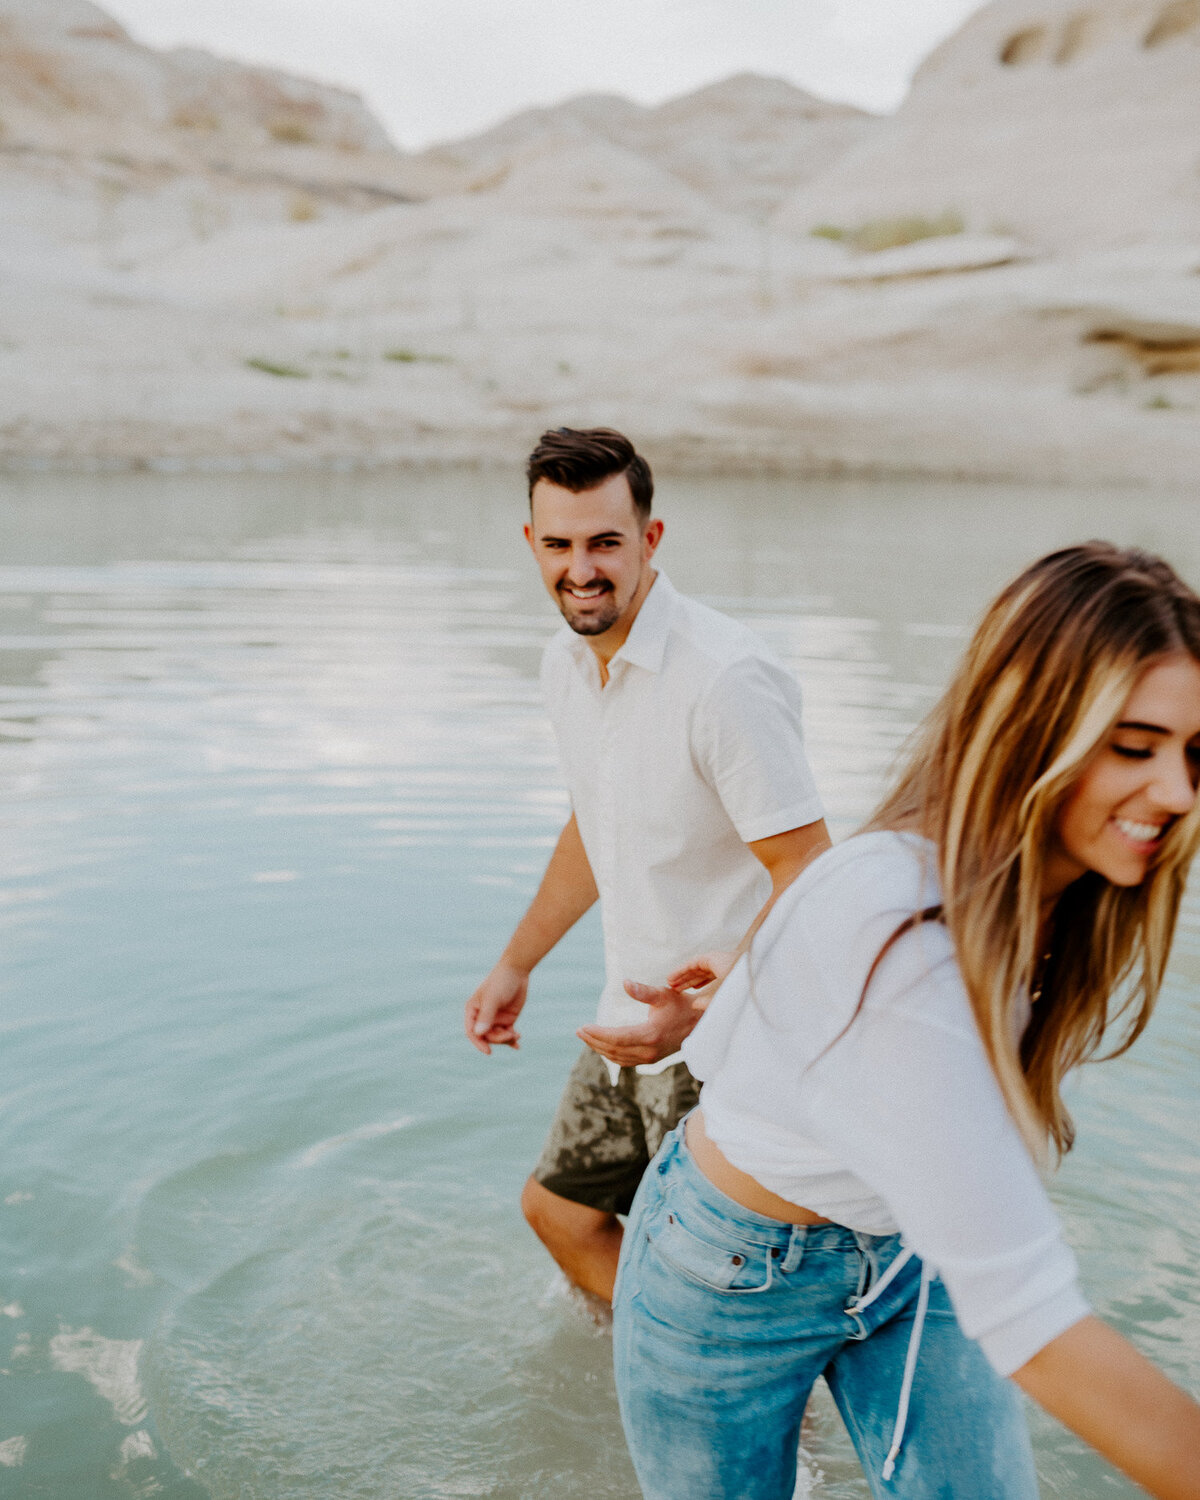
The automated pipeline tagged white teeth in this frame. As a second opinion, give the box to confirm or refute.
[1114,818,1164,843]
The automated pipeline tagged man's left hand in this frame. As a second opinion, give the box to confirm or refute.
[577,979,704,1068]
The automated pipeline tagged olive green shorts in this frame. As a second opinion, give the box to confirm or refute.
[532,1046,702,1216]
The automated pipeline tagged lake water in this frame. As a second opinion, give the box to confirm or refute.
[0,468,1197,1500]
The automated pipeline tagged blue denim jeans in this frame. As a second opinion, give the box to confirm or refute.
[613,1123,1039,1500]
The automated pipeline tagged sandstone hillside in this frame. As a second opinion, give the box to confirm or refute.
[1,0,1198,485]
[776,0,1200,249]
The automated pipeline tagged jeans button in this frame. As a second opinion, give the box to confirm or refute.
[731,1254,744,1267]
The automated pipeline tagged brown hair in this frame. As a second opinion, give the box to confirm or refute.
[526,427,653,522]
[864,542,1200,1159]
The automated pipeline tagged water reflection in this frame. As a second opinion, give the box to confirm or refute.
[0,469,1196,1499]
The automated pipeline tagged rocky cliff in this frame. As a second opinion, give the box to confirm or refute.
[776,0,1200,249]
[1,0,1198,484]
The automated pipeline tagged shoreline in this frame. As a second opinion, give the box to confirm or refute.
[0,447,1187,493]
[3,401,1195,488]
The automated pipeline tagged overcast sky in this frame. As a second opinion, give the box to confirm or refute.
[100,0,987,149]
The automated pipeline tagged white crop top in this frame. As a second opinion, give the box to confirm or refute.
[682,831,1090,1377]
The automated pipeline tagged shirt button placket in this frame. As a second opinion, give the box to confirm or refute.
[597,679,619,907]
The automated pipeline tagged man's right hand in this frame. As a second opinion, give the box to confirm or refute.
[465,962,529,1055]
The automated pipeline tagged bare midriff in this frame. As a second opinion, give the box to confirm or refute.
[685,1109,833,1227]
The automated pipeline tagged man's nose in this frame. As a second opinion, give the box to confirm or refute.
[564,549,599,582]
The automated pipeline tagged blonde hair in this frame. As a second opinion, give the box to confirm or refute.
[865,543,1200,1160]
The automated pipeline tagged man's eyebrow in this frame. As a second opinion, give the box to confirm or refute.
[1115,721,1170,734]
[537,529,627,543]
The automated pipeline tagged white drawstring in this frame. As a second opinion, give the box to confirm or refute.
[845,1247,934,1486]
[881,1262,932,1482]
[845,1244,913,1316]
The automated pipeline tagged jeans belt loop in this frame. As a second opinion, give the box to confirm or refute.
[780,1224,807,1273]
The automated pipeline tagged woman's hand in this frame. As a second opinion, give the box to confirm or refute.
[665,950,738,995]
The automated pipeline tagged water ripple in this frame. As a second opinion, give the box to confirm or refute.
[0,470,1196,1499]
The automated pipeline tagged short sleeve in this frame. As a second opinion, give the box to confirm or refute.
[695,656,824,844]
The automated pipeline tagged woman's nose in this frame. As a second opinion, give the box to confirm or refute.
[1154,747,1199,815]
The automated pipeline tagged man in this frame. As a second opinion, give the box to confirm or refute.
[465,427,828,1302]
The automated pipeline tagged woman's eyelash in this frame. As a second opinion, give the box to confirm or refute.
[1111,745,1152,759]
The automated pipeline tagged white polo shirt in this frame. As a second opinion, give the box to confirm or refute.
[540,570,823,1076]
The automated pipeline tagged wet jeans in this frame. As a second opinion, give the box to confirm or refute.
[612,1122,1039,1499]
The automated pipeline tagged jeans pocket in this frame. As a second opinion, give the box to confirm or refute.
[648,1203,774,1294]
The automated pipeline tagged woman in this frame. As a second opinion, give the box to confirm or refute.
[608,544,1200,1499]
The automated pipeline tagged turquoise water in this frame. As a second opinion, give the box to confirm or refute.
[0,469,1196,1499]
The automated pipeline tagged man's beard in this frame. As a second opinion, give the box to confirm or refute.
[556,580,619,636]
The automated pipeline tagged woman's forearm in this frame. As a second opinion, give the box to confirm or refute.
[1013,1315,1200,1499]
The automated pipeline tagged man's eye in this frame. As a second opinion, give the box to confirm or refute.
[1111,745,1152,760]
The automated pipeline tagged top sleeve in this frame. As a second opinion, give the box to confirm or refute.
[695,656,824,844]
[797,919,1090,1376]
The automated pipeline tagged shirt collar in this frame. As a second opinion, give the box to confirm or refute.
[613,569,674,673]
[561,569,675,679]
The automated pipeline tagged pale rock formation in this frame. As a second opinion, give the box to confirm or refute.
[414,95,647,192]
[774,0,1200,250]
[819,232,1023,281]
[0,0,390,156]
[417,75,876,220]
[1,0,1199,484]
[614,74,876,219]
[0,0,443,238]
[478,131,714,227]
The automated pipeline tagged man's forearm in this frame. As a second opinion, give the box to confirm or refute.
[501,813,599,974]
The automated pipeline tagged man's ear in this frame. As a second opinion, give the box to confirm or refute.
[523,522,534,550]
[644,519,665,556]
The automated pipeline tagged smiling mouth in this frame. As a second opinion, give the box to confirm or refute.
[559,582,612,601]
[1113,816,1167,845]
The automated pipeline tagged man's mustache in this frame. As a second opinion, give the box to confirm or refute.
[557,579,614,596]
